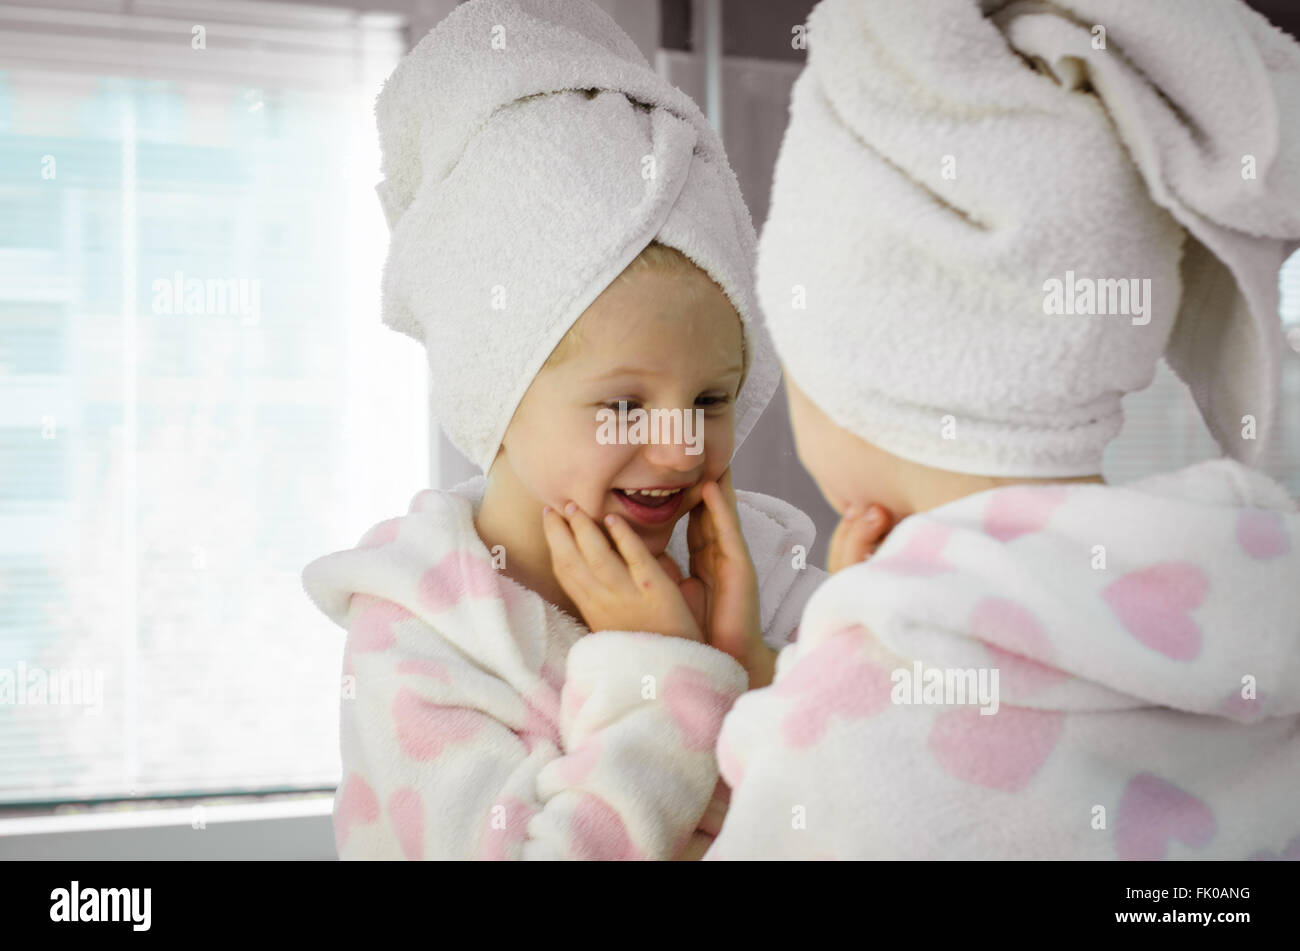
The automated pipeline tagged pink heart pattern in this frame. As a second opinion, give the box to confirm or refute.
[561,684,590,725]
[773,626,892,748]
[554,735,603,784]
[392,687,482,761]
[984,485,1070,542]
[1218,686,1267,723]
[498,576,530,617]
[663,666,740,752]
[417,551,503,613]
[870,523,954,576]
[480,795,534,861]
[1236,510,1290,560]
[927,706,1064,792]
[349,593,410,652]
[387,787,424,860]
[519,687,562,754]
[1115,773,1215,860]
[970,598,1070,696]
[569,793,644,861]
[1101,562,1209,661]
[334,772,379,852]
[395,657,452,683]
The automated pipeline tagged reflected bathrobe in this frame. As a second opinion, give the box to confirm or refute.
[706,460,1300,860]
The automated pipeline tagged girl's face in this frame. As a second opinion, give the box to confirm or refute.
[784,368,911,517]
[492,263,744,555]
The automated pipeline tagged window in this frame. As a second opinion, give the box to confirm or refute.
[1103,251,1300,494]
[0,2,425,806]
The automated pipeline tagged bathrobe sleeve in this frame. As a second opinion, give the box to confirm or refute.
[760,559,826,649]
[699,616,914,861]
[727,489,829,651]
[333,591,748,861]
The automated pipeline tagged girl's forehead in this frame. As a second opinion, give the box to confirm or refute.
[553,266,746,385]
[582,289,741,348]
[583,316,740,367]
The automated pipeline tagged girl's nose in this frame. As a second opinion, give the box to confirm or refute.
[639,423,705,472]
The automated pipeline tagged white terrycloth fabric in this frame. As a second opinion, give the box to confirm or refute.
[301,476,825,859]
[706,460,1300,859]
[759,0,1300,477]
[373,0,779,474]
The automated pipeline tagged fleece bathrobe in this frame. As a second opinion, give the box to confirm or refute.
[706,460,1300,860]
[302,476,824,860]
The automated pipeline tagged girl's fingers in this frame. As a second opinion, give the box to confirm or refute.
[686,502,718,592]
[542,506,598,598]
[858,504,894,550]
[843,517,877,565]
[829,504,894,572]
[601,513,660,586]
[829,503,863,568]
[828,505,861,574]
[686,497,705,550]
[565,504,633,589]
[714,468,743,539]
[701,480,748,560]
[686,497,714,559]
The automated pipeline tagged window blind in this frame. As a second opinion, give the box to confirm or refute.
[0,1,427,806]
[1103,254,1300,494]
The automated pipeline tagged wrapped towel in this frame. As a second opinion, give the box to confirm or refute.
[759,0,1300,477]
[374,0,780,474]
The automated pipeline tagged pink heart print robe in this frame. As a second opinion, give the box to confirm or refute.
[301,475,825,859]
[705,459,1300,860]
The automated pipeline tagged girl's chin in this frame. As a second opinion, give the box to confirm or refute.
[625,519,673,543]
[626,519,676,554]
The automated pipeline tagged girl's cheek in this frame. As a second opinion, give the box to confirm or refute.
[705,417,735,472]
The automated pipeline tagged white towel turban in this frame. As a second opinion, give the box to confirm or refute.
[759,0,1300,478]
[373,0,779,475]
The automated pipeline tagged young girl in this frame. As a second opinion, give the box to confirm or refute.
[301,0,826,860]
[706,0,1300,859]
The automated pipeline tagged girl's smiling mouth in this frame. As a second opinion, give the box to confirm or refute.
[612,485,689,524]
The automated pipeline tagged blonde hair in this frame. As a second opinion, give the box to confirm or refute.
[542,240,748,382]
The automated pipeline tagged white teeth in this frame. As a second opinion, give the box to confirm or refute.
[624,488,682,498]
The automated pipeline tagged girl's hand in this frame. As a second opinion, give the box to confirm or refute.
[542,502,703,643]
[687,470,773,689]
[826,503,894,574]
[654,551,709,635]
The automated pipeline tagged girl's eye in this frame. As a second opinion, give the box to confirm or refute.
[602,396,732,411]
